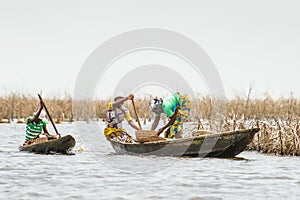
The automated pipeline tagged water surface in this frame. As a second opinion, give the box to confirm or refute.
[0,123,299,199]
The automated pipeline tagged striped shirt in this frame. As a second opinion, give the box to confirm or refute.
[25,117,47,141]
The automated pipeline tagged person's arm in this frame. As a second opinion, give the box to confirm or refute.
[28,101,44,123]
[43,124,61,138]
[32,121,49,140]
[112,94,134,107]
[151,115,160,130]
[43,126,50,135]
[124,103,139,130]
[128,120,140,130]
[156,107,179,136]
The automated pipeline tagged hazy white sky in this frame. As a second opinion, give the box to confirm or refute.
[0,0,300,99]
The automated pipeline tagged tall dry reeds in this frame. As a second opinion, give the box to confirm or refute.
[246,119,300,156]
[1,92,300,122]
[1,92,300,155]
[0,93,73,122]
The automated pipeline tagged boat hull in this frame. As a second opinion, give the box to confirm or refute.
[107,128,259,158]
[19,135,76,154]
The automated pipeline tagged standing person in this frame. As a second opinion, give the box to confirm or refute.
[104,94,140,143]
[150,92,192,139]
[24,100,57,145]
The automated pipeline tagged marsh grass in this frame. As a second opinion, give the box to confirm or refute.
[0,93,73,122]
[0,92,299,156]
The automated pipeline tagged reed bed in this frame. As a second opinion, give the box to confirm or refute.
[0,93,73,123]
[0,92,300,156]
[217,118,300,156]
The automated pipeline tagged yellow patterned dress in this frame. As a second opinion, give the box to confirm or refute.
[104,102,134,143]
[162,93,192,138]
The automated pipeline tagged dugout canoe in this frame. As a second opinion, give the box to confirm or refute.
[19,135,76,154]
[107,128,259,158]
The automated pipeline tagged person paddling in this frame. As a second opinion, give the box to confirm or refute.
[24,100,59,145]
[104,94,140,143]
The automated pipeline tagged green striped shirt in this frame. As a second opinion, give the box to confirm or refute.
[25,117,47,141]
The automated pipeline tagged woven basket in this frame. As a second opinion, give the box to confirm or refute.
[135,130,158,143]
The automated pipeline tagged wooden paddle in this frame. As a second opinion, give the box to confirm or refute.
[38,94,60,135]
[131,98,142,130]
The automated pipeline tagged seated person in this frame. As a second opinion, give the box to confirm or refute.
[24,100,59,145]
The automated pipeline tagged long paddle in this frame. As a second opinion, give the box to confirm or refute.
[38,94,60,135]
[131,98,142,130]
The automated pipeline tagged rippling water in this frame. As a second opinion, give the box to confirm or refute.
[0,122,299,200]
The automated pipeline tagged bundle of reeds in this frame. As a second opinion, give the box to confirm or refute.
[246,119,300,156]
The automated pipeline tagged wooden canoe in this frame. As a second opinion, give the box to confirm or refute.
[107,128,259,158]
[19,135,76,154]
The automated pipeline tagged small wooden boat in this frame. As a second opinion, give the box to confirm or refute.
[107,128,259,158]
[0,119,10,123]
[19,135,76,154]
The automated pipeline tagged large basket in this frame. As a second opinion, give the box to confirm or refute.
[135,130,158,143]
